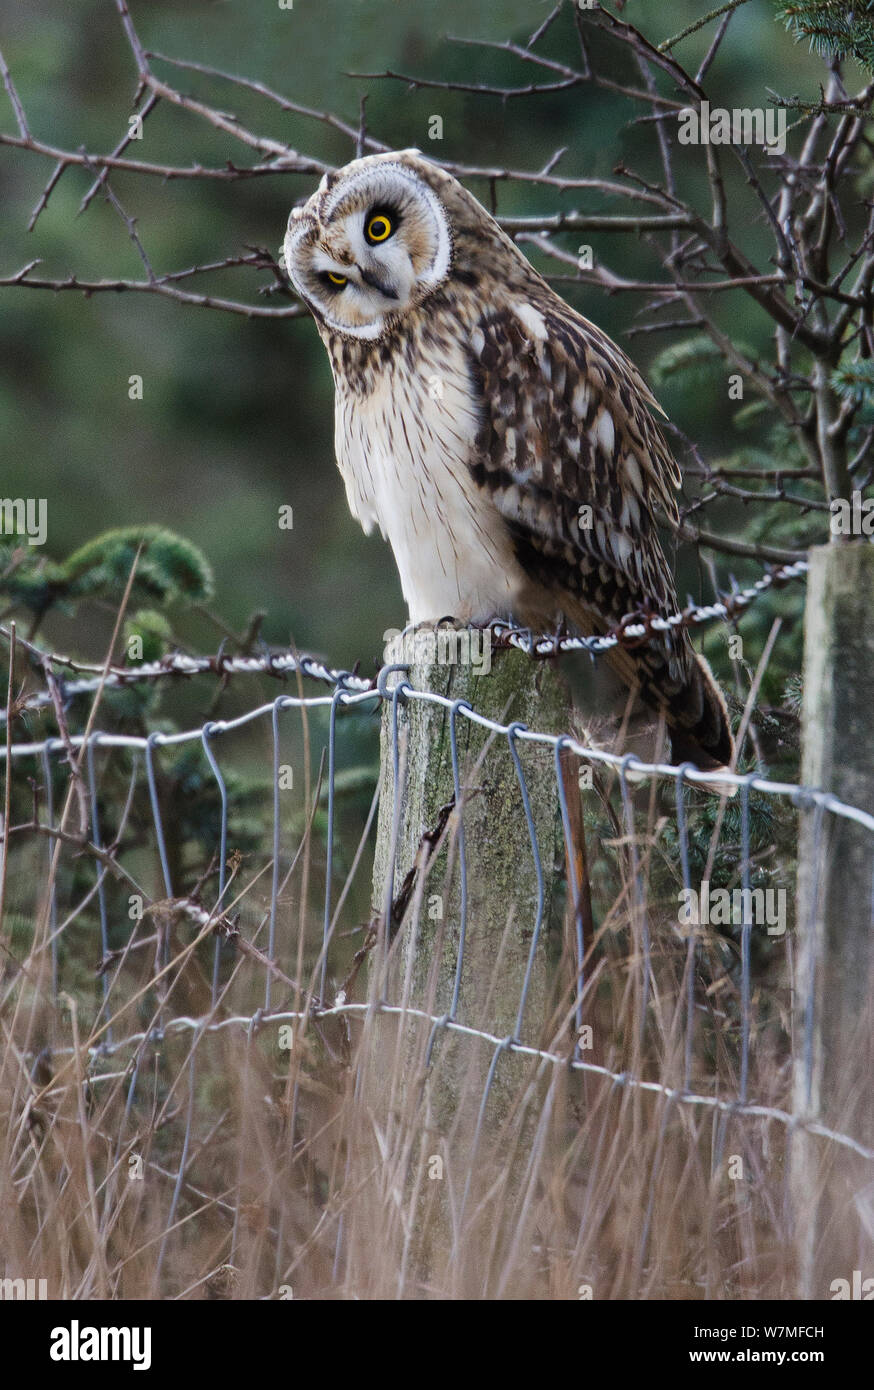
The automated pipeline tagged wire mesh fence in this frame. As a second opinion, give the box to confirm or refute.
[1,593,873,1298]
[2,0,874,1307]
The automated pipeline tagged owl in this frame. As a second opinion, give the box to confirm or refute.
[283,150,733,771]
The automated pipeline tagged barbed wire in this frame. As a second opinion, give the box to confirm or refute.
[0,639,376,721]
[0,558,809,722]
[3,659,873,831]
[490,559,809,656]
[2,0,871,1296]
[4,618,872,1296]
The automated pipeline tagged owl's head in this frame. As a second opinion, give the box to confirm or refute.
[282,150,454,340]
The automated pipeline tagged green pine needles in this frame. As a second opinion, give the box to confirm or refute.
[776,1,874,73]
[0,524,214,633]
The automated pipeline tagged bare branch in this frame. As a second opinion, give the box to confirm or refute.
[677,524,806,565]
[0,130,325,181]
[347,66,582,100]
[503,211,694,234]
[79,91,161,215]
[0,0,871,544]
[27,159,69,233]
[0,45,31,139]
[526,4,564,52]
[0,263,306,319]
[147,49,387,152]
[658,0,753,54]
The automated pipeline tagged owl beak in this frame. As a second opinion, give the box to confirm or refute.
[358,266,398,300]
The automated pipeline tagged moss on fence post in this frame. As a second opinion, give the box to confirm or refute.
[368,637,576,1181]
[792,542,874,1298]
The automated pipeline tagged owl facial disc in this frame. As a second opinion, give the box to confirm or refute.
[283,152,452,340]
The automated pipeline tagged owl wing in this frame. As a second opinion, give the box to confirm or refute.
[465,298,731,765]
[466,299,682,639]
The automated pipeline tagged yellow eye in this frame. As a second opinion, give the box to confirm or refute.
[327,272,347,286]
[366,213,393,243]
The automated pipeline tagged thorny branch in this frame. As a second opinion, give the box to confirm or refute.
[0,0,872,564]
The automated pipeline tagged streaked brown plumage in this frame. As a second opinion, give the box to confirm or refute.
[283,150,733,770]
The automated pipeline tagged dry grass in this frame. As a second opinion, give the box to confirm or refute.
[0,675,826,1302]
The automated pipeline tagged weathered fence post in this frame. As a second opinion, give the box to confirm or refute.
[370,636,577,1127]
[793,542,874,1298]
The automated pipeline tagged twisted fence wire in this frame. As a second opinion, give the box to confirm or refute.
[3,674,872,1156]
[3,556,873,1298]
[0,558,809,721]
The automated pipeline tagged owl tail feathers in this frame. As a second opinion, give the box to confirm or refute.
[667,653,737,795]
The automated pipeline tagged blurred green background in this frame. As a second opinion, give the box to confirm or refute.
[0,0,821,673]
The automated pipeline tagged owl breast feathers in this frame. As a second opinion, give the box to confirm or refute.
[283,149,734,772]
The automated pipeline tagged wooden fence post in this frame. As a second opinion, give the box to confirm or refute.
[793,542,874,1298]
[370,638,577,1127]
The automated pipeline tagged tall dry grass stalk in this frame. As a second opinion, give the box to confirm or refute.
[0,673,822,1301]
